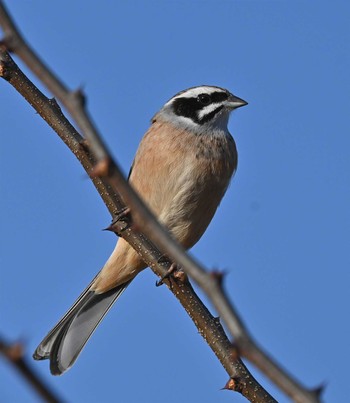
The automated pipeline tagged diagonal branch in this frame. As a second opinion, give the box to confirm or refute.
[0,44,273,403]
[0,2,322,402]
[0,336,64,403]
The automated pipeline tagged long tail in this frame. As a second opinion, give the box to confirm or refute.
[33,280,131,375]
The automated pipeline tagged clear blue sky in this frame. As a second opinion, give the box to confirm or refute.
[1,1,349,402]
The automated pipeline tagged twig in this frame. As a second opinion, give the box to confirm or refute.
[0,336,64,403]
[0,2,322,402]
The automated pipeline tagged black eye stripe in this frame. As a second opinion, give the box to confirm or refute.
[172,97,199,120]
[211,92,229,103]
[172,91,229,124]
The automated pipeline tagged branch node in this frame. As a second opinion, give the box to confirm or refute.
[222,377,245,393]
[79,139,90,152]
[48,97,61,110]
[0,53,10,79]
[3,341,24,361]
[0,60,6,77]
[104,207,131,235]
[91,157,111,177]
[1,34,19,53]
[173,269,188,283]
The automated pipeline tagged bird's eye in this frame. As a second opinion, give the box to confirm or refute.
[198,94,211,106]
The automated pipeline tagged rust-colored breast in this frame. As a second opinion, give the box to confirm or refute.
[129,120,237,248]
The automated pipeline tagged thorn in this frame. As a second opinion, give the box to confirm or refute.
[72,87,86,107]
[222,378,234,391]
[103,224,115,232]
[222,377,243,393]
[91,157,111,177]
[210,269,227,287]
[311,382,326,399]
[103,207,131,233]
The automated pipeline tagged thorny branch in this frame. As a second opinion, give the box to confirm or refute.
[0,45,274,403]
[0,28,273,403]
[0,51,273,403]
[0,2,322,402]
[0,337,63,403]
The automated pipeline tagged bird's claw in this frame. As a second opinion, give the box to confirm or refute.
[155,262,179,287]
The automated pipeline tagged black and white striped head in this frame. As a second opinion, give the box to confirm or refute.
[155,85,247,134]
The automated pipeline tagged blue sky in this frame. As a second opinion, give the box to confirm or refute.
[1,1,349,402]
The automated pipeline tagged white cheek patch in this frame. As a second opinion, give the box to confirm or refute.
[168,113,230,136]
[197,103,222,120]
[157,105,201,130]
[173,115,201,130]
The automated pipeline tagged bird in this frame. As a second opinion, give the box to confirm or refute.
[33,85,247,375]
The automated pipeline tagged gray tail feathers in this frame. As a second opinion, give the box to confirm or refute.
[33,281,131,375]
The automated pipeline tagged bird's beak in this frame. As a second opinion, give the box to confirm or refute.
[226,94,248,109]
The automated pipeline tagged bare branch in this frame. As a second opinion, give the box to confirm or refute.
[0,46,274,403]
[0,336,64,403]
[0,0,108,163]
[0,2,322,402]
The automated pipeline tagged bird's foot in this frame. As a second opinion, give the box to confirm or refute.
[156,262,180,287]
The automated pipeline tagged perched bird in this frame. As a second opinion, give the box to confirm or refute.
[33,85,247,375]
